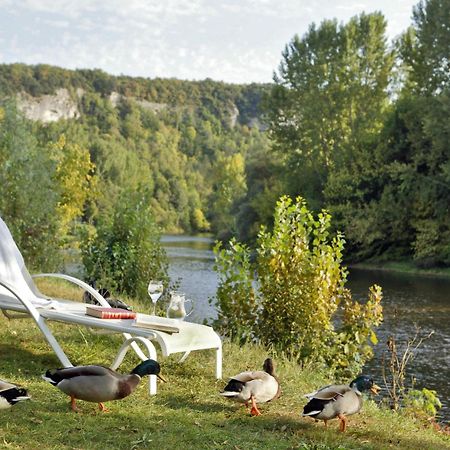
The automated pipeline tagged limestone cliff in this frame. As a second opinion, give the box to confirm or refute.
[17,88,80,122]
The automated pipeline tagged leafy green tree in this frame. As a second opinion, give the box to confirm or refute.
[213,196,383,376]
[357,0,450,266]
[47,135,97,244]
[399,0,450,96]
[209,152,247,240]
[267,12,394,214]
[0,100,60,269]
[212,239,258,342]
[395,0,450,265]
[0,61,273,241]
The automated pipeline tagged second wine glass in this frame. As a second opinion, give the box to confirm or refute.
[147,280,164,315]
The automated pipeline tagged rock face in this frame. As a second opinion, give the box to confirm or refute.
[229,104,239,128]
[16,89,263,129]
[17,88,79,122]
[109,91,167,112]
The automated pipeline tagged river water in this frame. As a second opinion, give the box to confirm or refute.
[162,235,450,422]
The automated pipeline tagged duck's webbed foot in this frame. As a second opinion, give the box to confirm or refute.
[250,396,261,416]
[338,413,347,432]
[98,402,109,412]
[70,395,79,412]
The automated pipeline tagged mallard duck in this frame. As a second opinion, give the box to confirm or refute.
[220,358,281,416]
[302,375,380,431]
[83,283,132,311]
[0,378,30,410]
[43,359,165,412]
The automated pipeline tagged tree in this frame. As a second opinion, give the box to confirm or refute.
[209,152,247,240]
[267,12,394,215]
[0,100,60,269]
[48,135,97,244]
[371,0,450,265]
[399,0,450,96]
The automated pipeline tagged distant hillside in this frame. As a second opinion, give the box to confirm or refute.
[0,63,274,241]
[0,63,271,129]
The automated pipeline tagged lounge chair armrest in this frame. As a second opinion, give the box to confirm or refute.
[32,273,111,307]
[0,279,42,316]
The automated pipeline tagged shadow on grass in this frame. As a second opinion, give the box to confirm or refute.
[156,393,237,414]
[0,343,62,375]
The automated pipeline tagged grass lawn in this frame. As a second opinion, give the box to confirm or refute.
[1,280,450,450]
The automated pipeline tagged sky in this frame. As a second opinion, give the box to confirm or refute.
[0,0,419,84]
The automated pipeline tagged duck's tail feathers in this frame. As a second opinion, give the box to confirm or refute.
[1,387,30,405]
[12,395,30,403]
[219,391,240,397]
[41,373,58,386]
[302,410,322,416]
[304,391,318,399]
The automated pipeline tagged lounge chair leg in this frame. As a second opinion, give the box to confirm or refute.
[179,351,191,363]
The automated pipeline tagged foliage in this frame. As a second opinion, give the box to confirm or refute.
[256,196,347,361]
[399,0,450,96]
[48,134,97,245]
[80,187,169,299]
[234,132,284,245]
[1,0,449,269]
[267,12,393,213]
[403,388,442,421]
[0,100,93,270]
[265,2,450,269]
[213,196,383,376]
[331,285,383,377]
[0,61,272,242]
[209,152,247,240]
[211,239,258,342]
[381,329,435,412]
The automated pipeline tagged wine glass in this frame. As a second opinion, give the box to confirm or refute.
[147,280,164,315]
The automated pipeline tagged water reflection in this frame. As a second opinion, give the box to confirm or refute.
[348,268,450,421]
[163,235,450,421]
[162,235,218,322]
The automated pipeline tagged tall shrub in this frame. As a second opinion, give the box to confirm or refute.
[213,196,383,376]
[81,187,168,299]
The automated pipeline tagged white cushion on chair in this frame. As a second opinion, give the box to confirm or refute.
[0,217,57,308]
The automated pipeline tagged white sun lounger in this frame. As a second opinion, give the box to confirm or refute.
[0,217,222,395]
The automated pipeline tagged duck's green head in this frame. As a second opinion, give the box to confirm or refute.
[350,375,381,395]
[132,359,166,382]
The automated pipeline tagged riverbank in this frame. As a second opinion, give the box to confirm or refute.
[1,281,449,450]
[349,260,450,278]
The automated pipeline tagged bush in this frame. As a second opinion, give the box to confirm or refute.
[403,388,442,421]
[213,196,383,377]
[81,187,169,299]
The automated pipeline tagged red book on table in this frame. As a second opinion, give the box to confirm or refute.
[85,306,136,319]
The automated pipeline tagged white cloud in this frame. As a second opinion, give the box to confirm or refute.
[0,0,419,83]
